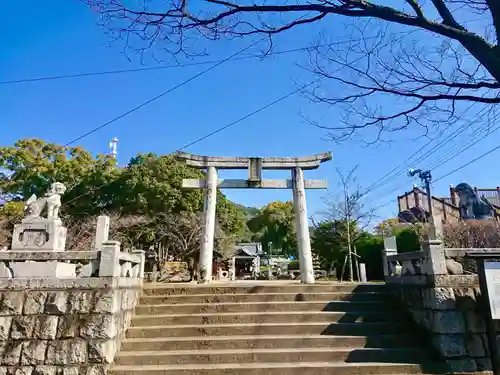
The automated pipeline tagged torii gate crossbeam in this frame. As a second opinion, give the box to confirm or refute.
[176,151,332,284]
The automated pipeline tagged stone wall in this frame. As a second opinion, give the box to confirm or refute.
[383,236,495,372]
[391,277,490,372]
[0,278,141,375]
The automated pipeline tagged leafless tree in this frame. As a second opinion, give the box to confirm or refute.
[84,1,500,142]
[64,213,152,250]
[323,166,375,229]
[154,212,203,261]
[65,216,96,250]
[153,211,235,262]
[319,165,375,280]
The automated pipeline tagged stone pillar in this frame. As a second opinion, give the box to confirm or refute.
[292,167,315,284]
[383,236,397,279]
[94,215,110,250]
[199,166,218,284]
[132,250,146,279]
[230,256,236,281]
[359,263,367,282]
[99,241,122,277]
[421,237,447,280]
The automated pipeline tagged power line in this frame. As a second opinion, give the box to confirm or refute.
[0,36,385,86]
[14,37,268,220]
[62,78,321,205]
[371,93,496,197]
[362,136,437,195]
[411,103,490,168]
[427,109,500,171]
[61,53,366,207]
[180,79,321,150]
[362,99,483,198]
[372,139,500,214]
[369,114,500,214]
[63,80,320,206]
[434,142,500,183]
[62,37,265,147]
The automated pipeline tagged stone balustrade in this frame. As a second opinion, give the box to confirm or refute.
[0,205,145,374]
[383,235,495,372]
[0,244,145,280]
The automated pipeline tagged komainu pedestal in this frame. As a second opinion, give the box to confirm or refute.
[6,182,76,278]
[12,218,67,251]
[11,181,68,252]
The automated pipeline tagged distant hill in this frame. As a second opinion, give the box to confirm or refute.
[234,203,260,218]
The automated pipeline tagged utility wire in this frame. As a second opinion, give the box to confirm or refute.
[427,109,500,171]
[62,37,265,147]
[62,79,321,206]
[0,35,386,86]
[179,78,321,150]
[361,99,483,197]
[16,37,268,218]
[372,138,500,213]
[369,114,500,214]
[62,54,366,207]
[434,142,500,183]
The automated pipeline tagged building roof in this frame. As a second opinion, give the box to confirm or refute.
[232,243,263,257]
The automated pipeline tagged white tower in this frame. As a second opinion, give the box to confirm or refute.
[109,137,119,159]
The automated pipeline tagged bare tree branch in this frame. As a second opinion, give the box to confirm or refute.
[84,0,500,142]
[430,0,464,29]
[405,0,424,19]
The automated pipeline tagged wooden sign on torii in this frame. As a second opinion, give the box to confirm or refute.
[176,151,332,284]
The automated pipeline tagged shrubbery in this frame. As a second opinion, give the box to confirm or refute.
[390,220,500,250]
[444,220,500,248]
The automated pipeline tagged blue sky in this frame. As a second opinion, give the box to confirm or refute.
[1,1,498,225]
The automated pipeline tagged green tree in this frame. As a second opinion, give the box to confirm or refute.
[355,232,384,281]
[311,219,346,268]
[0,138,115,201]
[102,153,204,215]
[247,201,296,256]
[373,218,423,253]
[0,139,246,252]
[395,227,421,253]
[311,218,384,280]
[311,219,359,276]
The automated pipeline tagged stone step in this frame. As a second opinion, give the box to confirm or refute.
[110,362,427,375]
[141,283,386,296]
[139,292,392,305]
[125,322,405,339]
[131,311,400,326]
[120,334,421,351]
[115,347,427,366]
[135,300,388,315]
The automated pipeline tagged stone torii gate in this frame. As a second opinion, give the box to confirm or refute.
[176,151,332,284]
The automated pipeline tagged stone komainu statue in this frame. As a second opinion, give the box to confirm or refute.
[454,182,494,220]
[24,182,67,220]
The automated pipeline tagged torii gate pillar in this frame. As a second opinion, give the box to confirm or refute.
[200,166,218,283]
[176,152,332,284]
[292,167,314,283]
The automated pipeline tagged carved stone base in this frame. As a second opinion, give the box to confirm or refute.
[9,261,76,278]
[11,218,67,251]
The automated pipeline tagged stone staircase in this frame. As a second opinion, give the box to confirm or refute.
[111,282,442,375]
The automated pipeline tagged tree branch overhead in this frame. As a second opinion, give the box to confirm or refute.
[85,0,500,142]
